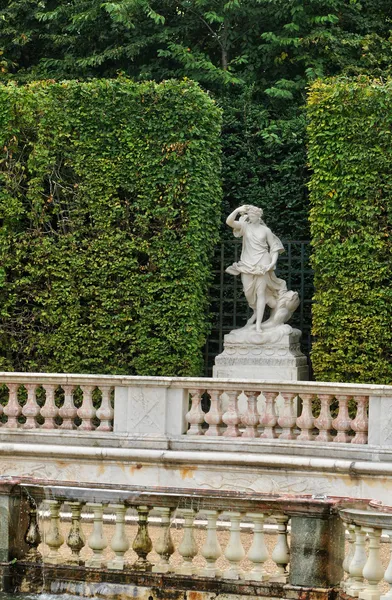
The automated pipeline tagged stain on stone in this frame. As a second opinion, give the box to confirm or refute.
[180,467,196,480]
[97,463,106,476]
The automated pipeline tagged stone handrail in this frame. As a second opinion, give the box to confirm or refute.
[1,372,392,445]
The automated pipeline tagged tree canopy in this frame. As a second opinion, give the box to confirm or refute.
[2,0,391,89]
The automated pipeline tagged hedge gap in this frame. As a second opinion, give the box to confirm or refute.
[307,76,392,383]
[0,79,222,375]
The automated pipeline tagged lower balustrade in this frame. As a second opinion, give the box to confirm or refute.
[0,480,345,593]
[33,501,291,582]
[340,508,392,600]
[10,479,392,598]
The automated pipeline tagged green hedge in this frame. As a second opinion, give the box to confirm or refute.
[307,76,392,383]
[0,79,222,375]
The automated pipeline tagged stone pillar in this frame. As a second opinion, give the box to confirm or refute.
[368,396,392,446]
[289,513,345,588]
[0,483,31,591]
[113,384,188,436]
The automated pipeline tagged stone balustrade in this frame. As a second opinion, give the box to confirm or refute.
[0,374,115,431]
[0,479,346,595]
[339,505,392,600]
[0,372,391,446]
[186,388,369,443]
[37,500,292,581]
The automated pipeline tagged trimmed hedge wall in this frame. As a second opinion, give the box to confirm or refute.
[0,79,222,375]
[307,77,392,383]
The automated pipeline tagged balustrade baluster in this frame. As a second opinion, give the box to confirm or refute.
[133,505,152,571]
[96,386,114,431]
[176,509,197,575]
[152,507,175,573]
[245,513,269,582]
[278,393,297,440]
[351,396,369,445]
[200,510,222,577]
[77,385,96,431]
[59,385,77,430]
[222,391,241,437]
[25,499,42,562]
[359,527,384,600]
[3,383,21,428]
[44,500,64,565]
[67,502,85,565]
[205,390,223,436]
[380,531,392,600]
[259,392,278,439]
[314,394,333,442]
[186,389,205,435]
[108,503,130,570]
[332,395,352,443]
[41,385,58,429]
[348,525,367,597]
[342,525,356,592]
[22,384,39,429]
[270,514,290,583]
[86,503,108,568]
[296,394,315,441]
[242,391,260,438]
[223,512,245,579]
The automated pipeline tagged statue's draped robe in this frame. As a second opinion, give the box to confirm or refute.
[226,219,286,311]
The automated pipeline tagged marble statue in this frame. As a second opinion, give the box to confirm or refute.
[225,204,300,342]
[213,205,308,380]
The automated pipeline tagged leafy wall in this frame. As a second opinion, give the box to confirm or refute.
[307,77,392,383]
[0,79,222,375]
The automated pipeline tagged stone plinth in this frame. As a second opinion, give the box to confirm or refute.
[213,326,309,381]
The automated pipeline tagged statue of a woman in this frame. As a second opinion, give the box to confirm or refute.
[226,204,299,333]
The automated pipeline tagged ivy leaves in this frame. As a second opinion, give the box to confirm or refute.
[307,77,392,383]
[0,79,222,375]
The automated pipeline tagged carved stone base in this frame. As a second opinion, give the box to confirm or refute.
[213,327,309,381]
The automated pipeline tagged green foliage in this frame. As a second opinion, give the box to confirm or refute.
[220,91,308,239]
[2,0,392,370]
[307,76,392,383]
[0,78,222,375]
[1,0,391,242]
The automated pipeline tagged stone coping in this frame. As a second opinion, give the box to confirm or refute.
[0,429,391,461]
[339,507,392,528]
[0,440,392,477]
[1,371,392,396]
[0,477,371,516]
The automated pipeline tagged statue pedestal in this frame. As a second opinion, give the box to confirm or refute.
[213,325,309,381]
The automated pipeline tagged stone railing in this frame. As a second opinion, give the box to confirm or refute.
[339,504,392,600]
[0,478,352,597]
[1,372,392,446]
[0,373,115,431]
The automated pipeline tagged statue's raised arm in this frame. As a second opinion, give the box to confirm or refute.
[226,205,251,231]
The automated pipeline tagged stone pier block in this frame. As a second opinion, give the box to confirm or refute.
[0,483,30,591]
[114,385,188,436]
[289,513,345,588]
